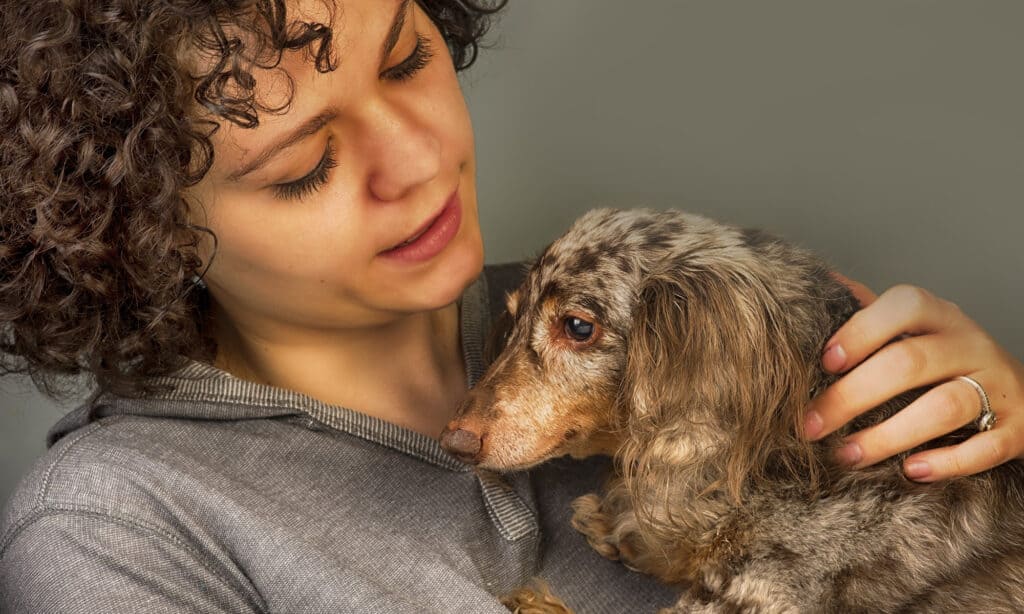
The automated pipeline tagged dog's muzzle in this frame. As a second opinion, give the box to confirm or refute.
[440,425,483,464]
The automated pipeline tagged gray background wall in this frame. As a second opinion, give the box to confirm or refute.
[2,0,1022,506]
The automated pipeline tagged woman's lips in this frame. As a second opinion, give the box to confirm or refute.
[379,191,462,263]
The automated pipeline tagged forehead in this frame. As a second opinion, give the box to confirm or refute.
[193,0,407,172]
[535,209,679,280]
[519,210,670,320]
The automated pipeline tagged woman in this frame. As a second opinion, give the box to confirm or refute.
[0,0,1021,612]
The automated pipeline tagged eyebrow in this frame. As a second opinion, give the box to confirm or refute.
[227,0,412,182]
[380,0,413,71]
[227,110,338,181]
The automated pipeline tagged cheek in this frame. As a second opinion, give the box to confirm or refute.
[414,30,475,163]
[445,82,474,158]
[497,352,618,433]
[196,193,379,311]
[541,339,620,392]
[545,351,624,434]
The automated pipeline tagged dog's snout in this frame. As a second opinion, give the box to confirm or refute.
[440,426,483,464]
[441,387,496,464]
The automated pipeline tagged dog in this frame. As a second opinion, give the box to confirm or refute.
[441,208,1024,613]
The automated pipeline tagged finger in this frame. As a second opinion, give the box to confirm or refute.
[902,427,1022,482]
[830,272,878,308]
[806,331,982,440]
[821,284,965,375]
[833,377,987,469]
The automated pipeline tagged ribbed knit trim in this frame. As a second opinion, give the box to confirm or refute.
[478,470,536,541]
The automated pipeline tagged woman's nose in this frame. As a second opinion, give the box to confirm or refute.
[362,103,441,202]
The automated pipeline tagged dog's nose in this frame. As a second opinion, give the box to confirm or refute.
[440,425,483,464]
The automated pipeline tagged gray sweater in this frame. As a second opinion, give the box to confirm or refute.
[0,265,679,613]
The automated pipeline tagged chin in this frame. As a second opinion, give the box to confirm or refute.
[437,233,485,304]
[412,229,485,311]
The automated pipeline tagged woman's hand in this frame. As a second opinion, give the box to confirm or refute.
[803,274,1024,481]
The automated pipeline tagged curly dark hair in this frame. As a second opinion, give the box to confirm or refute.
[0,0,506,400]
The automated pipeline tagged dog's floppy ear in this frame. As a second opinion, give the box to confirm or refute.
[619,263,818,504]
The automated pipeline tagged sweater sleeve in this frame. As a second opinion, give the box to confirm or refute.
[0,509,262,614]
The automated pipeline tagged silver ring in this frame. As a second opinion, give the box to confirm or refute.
[956,375,996,431]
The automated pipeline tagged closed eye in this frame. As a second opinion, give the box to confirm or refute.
[272,140,338,201]
[381,33,434,82]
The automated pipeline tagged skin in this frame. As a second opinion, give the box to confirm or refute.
[180,0,1024,475]
[808,274,1024,482]
[184,0,483,438]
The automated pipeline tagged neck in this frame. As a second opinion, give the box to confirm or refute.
[210,301,467,439]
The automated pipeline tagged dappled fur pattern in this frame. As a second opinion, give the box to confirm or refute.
[444,208,1024,613]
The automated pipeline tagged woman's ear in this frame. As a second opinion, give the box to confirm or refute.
[620,265,817,503]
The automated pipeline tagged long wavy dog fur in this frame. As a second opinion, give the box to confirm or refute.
[441,208,1024,613]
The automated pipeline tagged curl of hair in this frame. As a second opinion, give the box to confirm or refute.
[0,0,507,400]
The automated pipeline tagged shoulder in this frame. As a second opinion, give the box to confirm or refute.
[478,262,529,362]
[483,261,530,292]
[3,419,106,536]
[3,416,170,548]
[483,262,529,312]
[2,411,260,553]
[1,415,264,611]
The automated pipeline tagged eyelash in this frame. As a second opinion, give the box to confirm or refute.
[382,33,435,82]
[271,34,433,201]
[272,141,338,201]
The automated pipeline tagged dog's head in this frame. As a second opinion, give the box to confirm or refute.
[442,208,856,498]
[441,209,663,470]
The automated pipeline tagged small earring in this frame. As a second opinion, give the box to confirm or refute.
[190,274,208,290]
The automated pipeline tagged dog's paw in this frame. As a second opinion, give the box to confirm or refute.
[570,493,623,561]
[500,580,574,614]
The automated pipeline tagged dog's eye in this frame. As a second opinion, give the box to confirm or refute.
[564,317,595,342]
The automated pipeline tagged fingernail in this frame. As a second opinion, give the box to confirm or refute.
[823,343,847,373]
[836,442,862,467]
[803,410,824,440]
[904,461,932,480]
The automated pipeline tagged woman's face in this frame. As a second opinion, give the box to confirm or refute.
[187,0,483,334]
